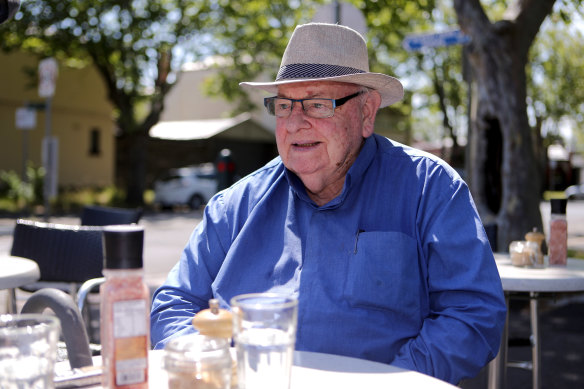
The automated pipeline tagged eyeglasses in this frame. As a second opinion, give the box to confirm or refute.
[264,91,364,119]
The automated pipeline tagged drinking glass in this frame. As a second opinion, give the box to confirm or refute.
[230,293,298,389]
[0,314,60,389]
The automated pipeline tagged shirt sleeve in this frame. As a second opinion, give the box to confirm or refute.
[389,174,507,384]
[150,197,230,350]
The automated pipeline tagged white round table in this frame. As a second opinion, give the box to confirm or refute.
[291,351,456,388]
[0,254,40,313]
[494,254,584,292]
[55,350,457,388]
[488,254,584,389]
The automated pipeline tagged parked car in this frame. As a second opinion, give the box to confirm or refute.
[565,184,584,200]
[154,164,218,209]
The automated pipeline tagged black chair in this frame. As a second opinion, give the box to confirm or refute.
[10,219,106,346]
[80,205,142,226]
[10,219,104,298]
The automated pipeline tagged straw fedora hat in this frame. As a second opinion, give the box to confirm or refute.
[240,23,404,108]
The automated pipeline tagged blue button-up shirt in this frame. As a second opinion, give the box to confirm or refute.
[151,134,506,384]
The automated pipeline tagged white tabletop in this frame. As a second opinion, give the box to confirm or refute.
[0,254,40,290]
[290,351,456,388]
[58,350,457,388]
[494,253,584,292]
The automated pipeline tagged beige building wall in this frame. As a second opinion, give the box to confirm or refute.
[0,51,115,187]
[160,61,277,133]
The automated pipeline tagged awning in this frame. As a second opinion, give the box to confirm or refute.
[149,112,253,141]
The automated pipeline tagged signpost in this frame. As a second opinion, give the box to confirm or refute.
[38,57,59,220]
[402,29,470,52]
[15,107,37,183]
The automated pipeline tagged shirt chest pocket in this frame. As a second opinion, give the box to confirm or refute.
[343,231,422,312]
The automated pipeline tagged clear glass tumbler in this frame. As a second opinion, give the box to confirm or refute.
[231,293,298,389]
[0,314,60,389]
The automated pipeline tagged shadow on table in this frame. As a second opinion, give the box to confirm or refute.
[293,351,405,374]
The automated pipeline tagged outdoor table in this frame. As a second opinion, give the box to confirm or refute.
[0,254,40,313]
[488,254,584,389]
[55,350,458,388]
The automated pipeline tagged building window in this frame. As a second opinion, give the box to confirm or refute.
[89,128,101,156]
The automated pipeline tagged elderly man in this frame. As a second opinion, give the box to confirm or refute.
[151,23,506,384]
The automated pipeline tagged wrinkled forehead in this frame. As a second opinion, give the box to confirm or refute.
[277,81,363,97]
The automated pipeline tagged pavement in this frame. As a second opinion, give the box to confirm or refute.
[1,203,584,388]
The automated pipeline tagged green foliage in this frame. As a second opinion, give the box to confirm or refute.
[0,170,32,204]
[52,185,126,214]
[198,0,324,114]
[0,164,45,207]
[359,1,466,146]
[528,15,584,141]
[0,166,131,214]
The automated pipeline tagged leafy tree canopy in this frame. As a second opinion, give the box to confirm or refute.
[1,0,215,133]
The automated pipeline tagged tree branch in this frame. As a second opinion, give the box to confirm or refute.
[453,0,491,36]
[506,0,557,58]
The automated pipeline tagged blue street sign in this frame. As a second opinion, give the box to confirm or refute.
[402,29,471,52]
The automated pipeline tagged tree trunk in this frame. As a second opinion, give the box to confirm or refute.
[124,132,148,207]
[454,0,555,250]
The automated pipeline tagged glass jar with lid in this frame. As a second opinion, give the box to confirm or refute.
[163,334,232,389]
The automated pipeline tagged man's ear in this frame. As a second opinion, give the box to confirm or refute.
[361,90,381,138]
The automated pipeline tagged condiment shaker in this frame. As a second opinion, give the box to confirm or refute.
[525,228,545,267]
[549,199,568,266]
[192,299,237,388]
[192,299,233,339]
[100,225,150,388]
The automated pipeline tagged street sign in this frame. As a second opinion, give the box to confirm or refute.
[402,29,471,52]
[15,107,37,129]
[38,57,59,98]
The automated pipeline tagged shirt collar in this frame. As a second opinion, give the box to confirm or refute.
[285,135,377,209]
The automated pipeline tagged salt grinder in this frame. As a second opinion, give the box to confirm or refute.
[100,225,149,389]
[549,198,568,266]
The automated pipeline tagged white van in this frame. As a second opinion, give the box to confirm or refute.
[153,163,218,209]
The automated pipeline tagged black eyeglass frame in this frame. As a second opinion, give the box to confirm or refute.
[264,91,365,118]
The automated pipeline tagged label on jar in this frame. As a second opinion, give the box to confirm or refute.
[113,299,148,385]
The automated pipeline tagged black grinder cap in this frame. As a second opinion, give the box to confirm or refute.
[102,225,144,269]
[550,198,567,215]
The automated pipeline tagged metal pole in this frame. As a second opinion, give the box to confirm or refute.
[43,97,52,221]
[22,130,28,184]
[530,292,541,389]
[335,1,341,24]
[488,293,509,389]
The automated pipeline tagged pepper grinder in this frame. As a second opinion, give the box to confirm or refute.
[192,299,237,388]
[525,228,545,267]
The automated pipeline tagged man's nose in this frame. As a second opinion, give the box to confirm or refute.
[285,102,309,132]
